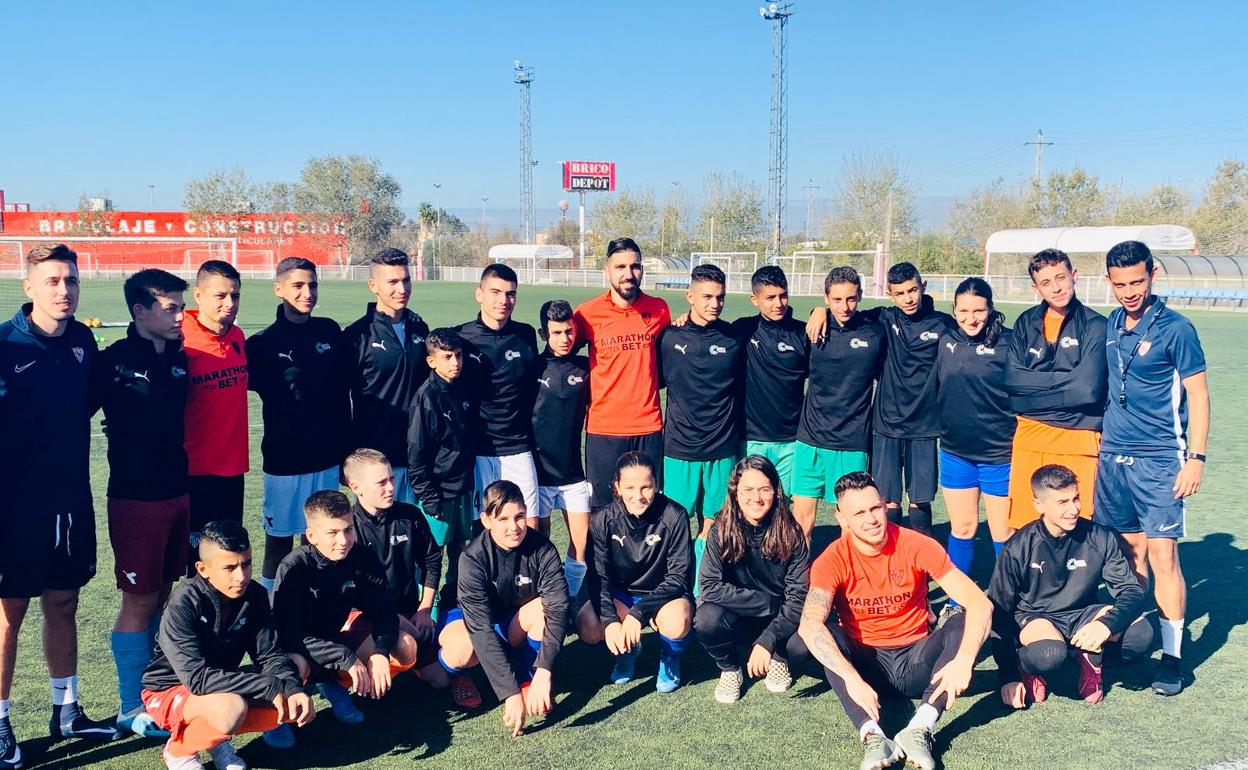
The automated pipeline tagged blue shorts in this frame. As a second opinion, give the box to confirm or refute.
[939,451,1010,497]
[1094,452,1185,538]
[261,466,340,536]
[610,587,643,610]
[441,606,515,641]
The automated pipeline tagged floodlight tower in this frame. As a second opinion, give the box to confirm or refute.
[515,60,536,244]
[760,2,794,262]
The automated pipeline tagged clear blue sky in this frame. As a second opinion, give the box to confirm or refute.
[5,0,1247,227]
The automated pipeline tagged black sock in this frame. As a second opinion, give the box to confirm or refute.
[263,534,294,581]
[886,507,903,525]
[908,504,933,537]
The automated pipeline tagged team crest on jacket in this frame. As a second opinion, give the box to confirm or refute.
[644,533,661,546]
[1059,336,1079,349]
[889,569,907,586]
[315,342,332,354]
[1137,340,1152,356]
[975,344,995,356]
[72,346,84,363]
[919,331,939,342]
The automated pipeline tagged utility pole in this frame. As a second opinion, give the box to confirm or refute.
[803,177,819,242]
[514,60,535,244]
[432,183,442,266]
[882,189,894,262]
[761,3,794,263]
[1025,129,1053,184]
[480,194,489,238]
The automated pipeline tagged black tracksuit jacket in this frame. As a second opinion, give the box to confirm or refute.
[246,307,351,475]
[1003,299,1107,432]
[868,297,955,439]
[340,303,431,465]
[659,319,743,461]
[697,518,810,653]
[936,324,1016,465]
[731,312,810,443]
[272,544,398,669]
[989,517,1146,681]
[587,494,694,625]
[406,373,474,516]
[531,351,590,486]
[796,310,885,452]
[457,529,568,700]
[352,500,442,617]
[142,576,302,700]
[457,316,539,457]
[95,324,189,500]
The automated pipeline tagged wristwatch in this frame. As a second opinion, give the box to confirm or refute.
[1185,451,1207,462]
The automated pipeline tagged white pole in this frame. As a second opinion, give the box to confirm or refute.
[578,191,586,268]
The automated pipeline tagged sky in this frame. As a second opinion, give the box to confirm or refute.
[4,0,1247,230]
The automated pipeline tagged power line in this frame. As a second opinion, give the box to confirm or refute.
[1024,129,1053,183]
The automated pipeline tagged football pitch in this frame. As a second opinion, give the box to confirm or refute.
[6,277,1248,769]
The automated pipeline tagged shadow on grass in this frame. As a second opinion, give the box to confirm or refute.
[1181,532,1248,676]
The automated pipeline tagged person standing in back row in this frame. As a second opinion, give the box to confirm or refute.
[1004,248,1107,529]
[574,238,672,506]
[341,248,430,503]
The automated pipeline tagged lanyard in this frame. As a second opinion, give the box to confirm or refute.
[1115,302,1164,407]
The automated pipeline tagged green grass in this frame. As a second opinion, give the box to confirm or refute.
[7,278,1248,769]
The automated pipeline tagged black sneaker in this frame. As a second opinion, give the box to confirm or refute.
[1151,654,1184,696]
[49,703,120,742]
[0,730,23,770]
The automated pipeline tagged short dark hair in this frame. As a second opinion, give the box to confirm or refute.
[606,237,642,259]
[539,299,573,333]
[1028,248,1072,278]
[275,257,317,281]
[370,248,409,267]
[614,450,658,484]
[690,264,726,287]
[198,519,250,556]
[751,265,788,294]
[305,489,352,521]
[26,243,78,271]
[124,269,187,318]
[480,263,518,286]
[833,471,878,500]
[886,262,920,286]
[1106,240,1154,273]
[823,266,862,294]
[1030,464,1079,497]
[197,260,240,286]
[481,480,526,518]
[426,327,464,355]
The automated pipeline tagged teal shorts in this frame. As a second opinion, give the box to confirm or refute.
[420,493,474,548]
[743,440,796,493]
[662,455,736,519]
[790,442,869,503]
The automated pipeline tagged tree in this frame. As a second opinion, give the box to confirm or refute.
[697,172,764,253]
[823,152,916,251]
[1191,159,1248,255]
[587,189,658,260]
[541,219,581,249]
[1033,167,1107,227]
[293,154,403,262]
[1113,184,1189,226]
[947,177,1037,257]
[416,202,468,234]
[184,167,262,215]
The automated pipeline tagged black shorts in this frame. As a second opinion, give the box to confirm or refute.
[1016,604,1110,641]
[0,509,97,598]
[584,431,663,507]
[832,610,965,700]
[188,474,246,531]
[870,435,938,505]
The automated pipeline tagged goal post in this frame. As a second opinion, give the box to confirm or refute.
[0,235,239,277]
[691,252,759,293]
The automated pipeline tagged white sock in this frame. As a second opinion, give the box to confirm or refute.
[907,703,941,731]
[50,675,78,706]
[1160,618,1184,658]
[859,720,884,740]
[0,699,9,720]
[564,557,587,598]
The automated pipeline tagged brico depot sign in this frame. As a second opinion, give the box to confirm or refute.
[562,161,616,192]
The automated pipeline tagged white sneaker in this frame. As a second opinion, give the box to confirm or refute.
[162,743,206,770]
[207,740,248,770]
[764,657,793,693]
[714,668,744,703]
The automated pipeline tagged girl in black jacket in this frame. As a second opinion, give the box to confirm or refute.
[696,455,809,703]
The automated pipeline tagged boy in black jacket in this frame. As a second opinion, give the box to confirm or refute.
[267,491,418,748]
[140,521,313,770]
[343,448,471,706]
[576,452,694,693]
[989,465,1150,707]
[437,481,568,738]
[97,269,191,737]
[247,258,350,593]
[408,328,476,609]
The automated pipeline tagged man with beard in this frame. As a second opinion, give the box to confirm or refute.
[573,238,672,506]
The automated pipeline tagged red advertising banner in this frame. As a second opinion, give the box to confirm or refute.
[562,161,616,192]
[0,210,347,268]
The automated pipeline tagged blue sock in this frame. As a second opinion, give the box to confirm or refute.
[945,535,976,610]
[437,651,463,677]
[993,540,1006,559]
[659,633,688,658]
[110,630,149,713]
